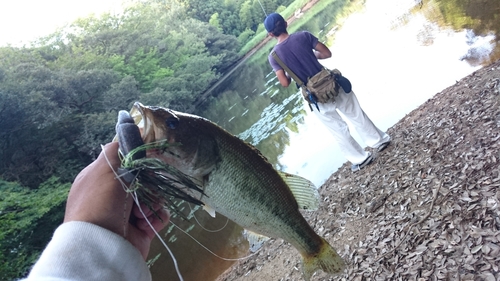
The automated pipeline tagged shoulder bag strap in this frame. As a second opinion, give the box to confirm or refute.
[271,51,317,112]
[271,51,305,87]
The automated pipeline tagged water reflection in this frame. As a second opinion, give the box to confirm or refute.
[460,30,496,65]
[149,207,247,281]
[150,0,499,280]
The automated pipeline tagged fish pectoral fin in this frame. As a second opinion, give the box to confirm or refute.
[202,204,216,218]
[278,171,320,210]
[244,230,270,252]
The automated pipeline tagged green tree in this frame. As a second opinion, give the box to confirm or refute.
[239,0,255,30]
[179,0,222,22]
[110,48,174,92]
[218,9,243,36]
[238,28,256,45]
[0,178,68,280]
[209,12,222,30]
[0,64,119,187]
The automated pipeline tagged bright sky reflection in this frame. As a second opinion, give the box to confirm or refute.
[0,0,123,46]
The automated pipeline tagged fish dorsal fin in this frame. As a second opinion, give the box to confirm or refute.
[279,172,319,211]
[244,230,270,252]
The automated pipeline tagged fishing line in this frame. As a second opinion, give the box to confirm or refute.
[131,191,184,281]
[170,220,261,261]
[102,144,185,281]
[187,203,230,233]
[257,0,267,16]
[102,144,134,236]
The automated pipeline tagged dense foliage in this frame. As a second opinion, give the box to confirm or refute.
[179,0,293,38]
[0,0,240,189]
[0,178,68,279]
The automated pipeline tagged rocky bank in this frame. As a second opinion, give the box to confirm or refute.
[217,60,500,281]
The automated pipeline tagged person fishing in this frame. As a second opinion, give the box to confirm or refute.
[264,12,391,172]
[23,142,169,281]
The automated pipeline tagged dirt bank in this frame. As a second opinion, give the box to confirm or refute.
[217,60,500,280]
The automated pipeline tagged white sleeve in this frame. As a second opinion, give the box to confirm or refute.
[25,221,151,281]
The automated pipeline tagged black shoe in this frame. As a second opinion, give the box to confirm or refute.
[377,141,391,152]
[351,153,373,172]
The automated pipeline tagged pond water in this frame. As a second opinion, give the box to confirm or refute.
[149,0,499,280]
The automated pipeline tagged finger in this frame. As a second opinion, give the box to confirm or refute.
[153,208,170,231]
[98,142,122,168]
[75,142,121,182]
[134,208,170,238]
[133,202,163,218]
[126,208,169,260]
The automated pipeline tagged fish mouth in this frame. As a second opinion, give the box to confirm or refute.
[130,102,153,143]
[124,103,207,210]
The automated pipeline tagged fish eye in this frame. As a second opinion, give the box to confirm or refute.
[166,117,179,129]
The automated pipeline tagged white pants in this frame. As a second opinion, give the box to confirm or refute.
[311,89,390,165]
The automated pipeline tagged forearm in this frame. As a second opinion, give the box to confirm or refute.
[276,69,291,87]
[313,42,332,60]
[314,49,330,60]
[25,221,151,281]
[282,74,291,87]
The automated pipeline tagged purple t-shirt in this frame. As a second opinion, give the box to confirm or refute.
[268,31,323,84]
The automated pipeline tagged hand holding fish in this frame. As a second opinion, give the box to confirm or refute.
[64,142,170,259]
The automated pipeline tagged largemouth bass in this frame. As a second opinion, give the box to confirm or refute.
[128,102,345,280]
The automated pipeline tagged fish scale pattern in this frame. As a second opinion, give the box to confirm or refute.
[197,117,322,254]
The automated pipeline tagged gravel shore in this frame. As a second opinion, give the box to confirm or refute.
[218,60,500,281]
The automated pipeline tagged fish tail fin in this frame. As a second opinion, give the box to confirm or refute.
[301,238,345,281]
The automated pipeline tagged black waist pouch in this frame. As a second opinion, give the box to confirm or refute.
[334,74,352,93]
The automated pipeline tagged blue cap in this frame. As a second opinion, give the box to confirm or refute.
[264,13,285,32]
